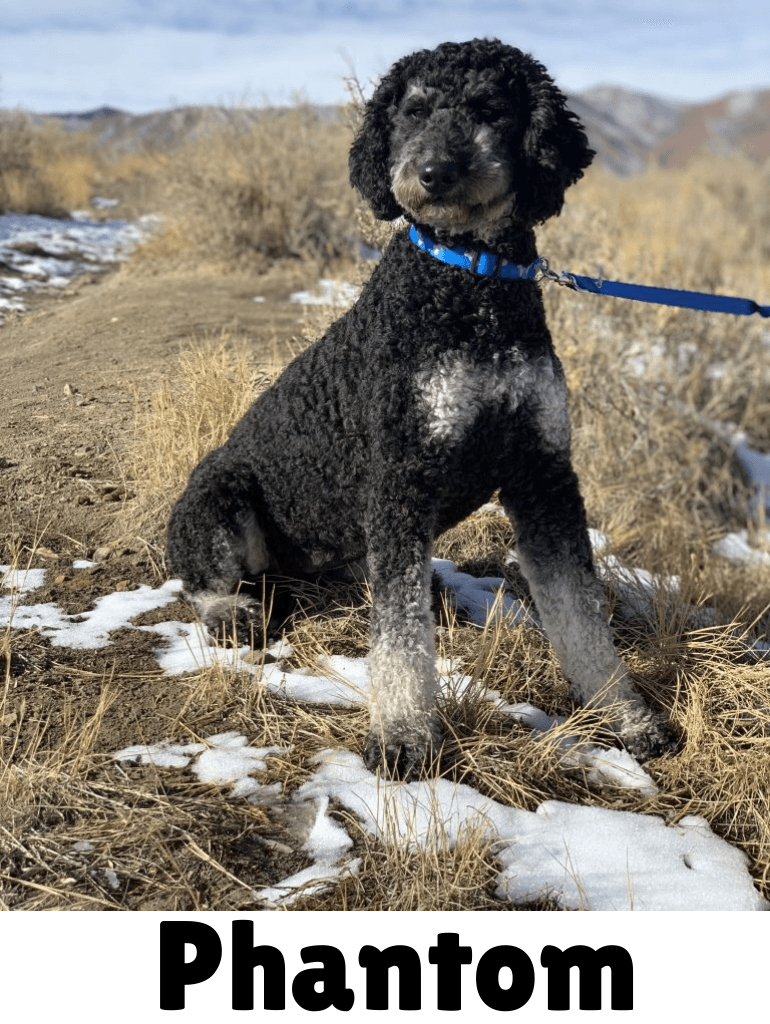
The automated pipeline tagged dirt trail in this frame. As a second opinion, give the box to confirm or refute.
[1,261,329,775]
[0,265,308,558]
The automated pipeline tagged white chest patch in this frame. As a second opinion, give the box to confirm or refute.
[415,350,570,450]
[415,349,530,443]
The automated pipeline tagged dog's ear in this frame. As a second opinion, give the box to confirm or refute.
[349,58,413,221]
[514,57,595,224]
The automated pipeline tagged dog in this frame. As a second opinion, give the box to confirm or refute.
[166,38,673,777]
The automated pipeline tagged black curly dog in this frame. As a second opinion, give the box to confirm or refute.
[167,38,673,777]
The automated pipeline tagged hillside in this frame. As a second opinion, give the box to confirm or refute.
[575,84,770,173]
[8,85,769,176]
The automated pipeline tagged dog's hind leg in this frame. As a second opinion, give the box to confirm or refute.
[500,450,674,761]
[166,455,271,644]
[363,502,442,779]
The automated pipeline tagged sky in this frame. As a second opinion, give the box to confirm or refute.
[0,0,768,114]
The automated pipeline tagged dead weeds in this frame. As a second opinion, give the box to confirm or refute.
[2,134,770,911]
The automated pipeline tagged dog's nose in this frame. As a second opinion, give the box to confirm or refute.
[417,161,460,195]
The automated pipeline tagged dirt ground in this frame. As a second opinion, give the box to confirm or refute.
[1,262,321,799]
[4,259,770,912]
[0,263,314,557]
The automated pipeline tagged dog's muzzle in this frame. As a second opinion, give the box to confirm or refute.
[417,160,462,198]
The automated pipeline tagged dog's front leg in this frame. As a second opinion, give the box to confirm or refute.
[363,507,441,779]
[501,449,674,761]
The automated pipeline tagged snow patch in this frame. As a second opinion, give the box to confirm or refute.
[114,731,289,800]
[714,529,770,568]
[1,565,47,595]
[254,796,360,908]
[433,558,534,626]
[289,278,359,307]
[0,211,158,321]
[295,749,766,911]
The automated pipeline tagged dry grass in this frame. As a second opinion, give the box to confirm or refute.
[0,111,174,221]
[0,114,92,216]
[2,126,770,909]
[121,334,275,552]
[538,158,770,579]
[0,103,356,273]
[128,105,358,272]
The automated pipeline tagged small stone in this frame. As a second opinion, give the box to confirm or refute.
[35,545,59,560]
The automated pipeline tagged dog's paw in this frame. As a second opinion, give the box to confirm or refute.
[363,720,442,780]
[193,591,265,646]
[610,702,677,762]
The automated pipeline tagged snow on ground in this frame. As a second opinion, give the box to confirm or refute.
[433,556,535,626]
[1,253,768,907]
[733,438,770,519]
[0,567,182,649]
[0,209,157,321]
[715,527,770,568]
[292,748,766,911]
[115,730,288,801]
[111,735,766,912]
[289,278,361,306]
[4,552,768,911]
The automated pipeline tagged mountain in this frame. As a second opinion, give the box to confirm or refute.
[6,86,770,175]
[14,104,343,153]
[652,89,770,167]
[571,85,770,174]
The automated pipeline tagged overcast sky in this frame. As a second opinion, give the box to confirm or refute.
[1,0,768,113]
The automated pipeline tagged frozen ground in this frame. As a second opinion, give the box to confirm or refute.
[0,207,156,321]
[3,535,768,912]
[1,239,768,908]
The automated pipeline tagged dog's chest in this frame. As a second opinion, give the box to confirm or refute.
[415,347,542,444]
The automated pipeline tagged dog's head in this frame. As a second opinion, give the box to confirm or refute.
[349,38,594,235]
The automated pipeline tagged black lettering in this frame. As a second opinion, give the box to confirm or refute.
[292,945,354,1011]
[159,921,222,1010]
[231,921,285,1010]
[359,944,421,1010]
[541,944,633,1010]
[428,932,473,1011]
[475,945,535,1011]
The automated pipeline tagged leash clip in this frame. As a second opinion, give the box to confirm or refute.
[533,257,580,290]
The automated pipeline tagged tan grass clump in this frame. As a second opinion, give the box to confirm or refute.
[129,105,357,272]
[0,114,73,214]
[5,151,770,911]
[120,335,273,551]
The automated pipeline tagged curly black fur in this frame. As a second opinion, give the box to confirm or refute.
[349,38,593,227]
[167,38,673,778]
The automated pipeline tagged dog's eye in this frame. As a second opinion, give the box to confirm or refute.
[467,97,508,122]
[403,101,429,120]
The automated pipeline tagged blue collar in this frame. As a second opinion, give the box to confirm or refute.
[408,224,542,280]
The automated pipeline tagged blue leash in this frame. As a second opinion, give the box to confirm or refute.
[537,262,770,318]
[408,225,770,318]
